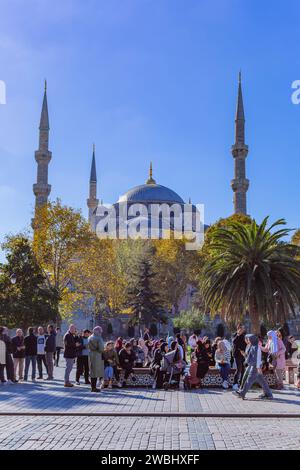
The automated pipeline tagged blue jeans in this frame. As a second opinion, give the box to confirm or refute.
[24,355,37,380]
[217,362,230,381]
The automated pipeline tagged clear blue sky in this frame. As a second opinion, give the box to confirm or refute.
[0,0,299,260]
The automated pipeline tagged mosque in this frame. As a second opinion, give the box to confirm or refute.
[33,74,250,234]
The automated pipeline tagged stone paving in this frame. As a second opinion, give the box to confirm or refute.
[0,415,300,450]
[0,362,300,449]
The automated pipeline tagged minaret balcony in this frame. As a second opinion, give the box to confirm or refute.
[231,178,249,192]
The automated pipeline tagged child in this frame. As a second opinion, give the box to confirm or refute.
[103,341,121,389]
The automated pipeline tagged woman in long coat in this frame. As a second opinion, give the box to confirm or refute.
[88,326,104,392]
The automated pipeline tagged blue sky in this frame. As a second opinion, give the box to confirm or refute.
[0,0,300,260]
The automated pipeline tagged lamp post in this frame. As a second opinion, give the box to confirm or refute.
[273,291,280,326]
[138,311,142,338]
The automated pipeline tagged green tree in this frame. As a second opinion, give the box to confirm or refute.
[0,235,58,329]
[201,217,300,334]
[126,258,163,326]
[173,307,206,332]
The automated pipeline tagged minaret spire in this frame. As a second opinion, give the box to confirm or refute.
[231,71,249,215]
[146,161,156,184]
[87,143,99,228]
[33,81,52,217]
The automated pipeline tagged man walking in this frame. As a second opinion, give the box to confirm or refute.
[232,324,246,391]
[63,324,80,387]
[233,334,273,400]
[45,325,56,380]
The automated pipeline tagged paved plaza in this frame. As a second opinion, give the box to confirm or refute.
[0,363,300,450]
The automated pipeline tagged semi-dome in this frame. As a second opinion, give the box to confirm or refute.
[118,162,184,205]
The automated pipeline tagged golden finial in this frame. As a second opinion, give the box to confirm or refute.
[146,161,156,184]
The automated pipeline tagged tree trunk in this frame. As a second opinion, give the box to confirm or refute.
[249,296,260,335]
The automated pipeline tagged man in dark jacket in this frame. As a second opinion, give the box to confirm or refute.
[75,330,91,385]
[63,324,80,387]
[12,329,25,381]
[2,327,15,383]
[119,343,136,387]
[24,327,37,382]
[45,325,56,380]
[232,324,246,391]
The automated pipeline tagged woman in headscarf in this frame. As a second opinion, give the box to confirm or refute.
[214,340,231,389]
[88,326,104,392]
[261,330,286,390]
[114,337,123,355]
[195,340,210,382]
[151,342,168,389]
[138,338,149,366]
[130,338,144,368]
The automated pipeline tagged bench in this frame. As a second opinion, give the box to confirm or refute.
[112,367,278,388]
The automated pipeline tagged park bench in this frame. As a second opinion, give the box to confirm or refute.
[113,367,278,388]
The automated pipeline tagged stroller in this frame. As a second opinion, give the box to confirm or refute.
[161,350,182,390]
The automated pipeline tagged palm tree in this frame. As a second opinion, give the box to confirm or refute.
[201,217,300,334]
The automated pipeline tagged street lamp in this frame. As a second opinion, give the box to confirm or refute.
[138,311,142,337]
[273,291,280,326]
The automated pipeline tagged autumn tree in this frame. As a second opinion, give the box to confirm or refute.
[0,235,58,329]
[32,199,93,320]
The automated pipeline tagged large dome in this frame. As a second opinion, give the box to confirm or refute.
[118,183,184,204]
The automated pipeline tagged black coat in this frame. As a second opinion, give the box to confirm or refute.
[195,347,210,379]
[63,332,77,359]
[119,349,135,368]
[24,334,37,356]
[232,333,246,359]
[12,336,25,358]
[45,333,56,353]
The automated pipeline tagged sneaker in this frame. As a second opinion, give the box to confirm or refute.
[75,381,80,385]
[64,382,74,388]
[232,383,239,391]
[91,388,100,393]
[222,380,229,389]
[117,382,122,388]
[6,380,15,385]
[36,376,43,380]
[259,394,273,400]
[99,381,105,390]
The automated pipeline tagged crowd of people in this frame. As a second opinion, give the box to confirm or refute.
[0,323,299,396]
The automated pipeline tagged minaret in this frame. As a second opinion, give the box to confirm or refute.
[87,143,99,226]
[33,80,52,212]
[231,71,249,215]
[146,161,156,184]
